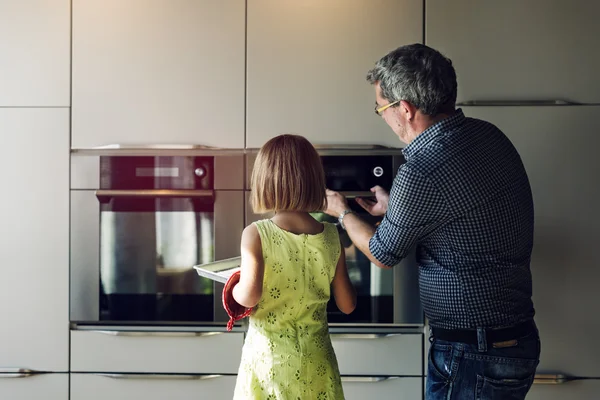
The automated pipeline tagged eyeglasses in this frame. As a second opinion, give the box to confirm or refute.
[374,100,400,116]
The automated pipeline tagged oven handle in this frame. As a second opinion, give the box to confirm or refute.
[93,373,224,380]
[95,189,214,199]
[338,191,375,198]
[91,330,224,338]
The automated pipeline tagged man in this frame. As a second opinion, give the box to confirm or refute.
[324,44,540,399]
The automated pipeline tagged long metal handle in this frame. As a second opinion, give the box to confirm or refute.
[92,330,224,338]
[533,374,574,385]
[330,333,400,339]
[339,191,375,198]
[0,368,42,378]
[95,189,213,198]
[457,100,580,106]
[95,373,224,380]
[341,376,398,383]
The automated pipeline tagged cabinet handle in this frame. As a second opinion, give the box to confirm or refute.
[456,100,580,106]
[95,373,224,380]
[341,376,398,383]
[330,333,400,339]
[95,189,214,199]
[533,374,577,385]
[0,368,42,378]
[91,330,224,338]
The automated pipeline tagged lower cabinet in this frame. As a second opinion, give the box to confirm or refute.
[0,373,68,400]
[70,373,236,400]
[526,380,600,400]
[342,376,422,400]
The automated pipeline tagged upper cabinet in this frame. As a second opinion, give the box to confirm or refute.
[72,0,245,149]
[246,0,423,148]
[426,0,600,104]
[0,1,70,106]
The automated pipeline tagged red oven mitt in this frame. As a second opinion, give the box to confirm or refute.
[222,270,253,331]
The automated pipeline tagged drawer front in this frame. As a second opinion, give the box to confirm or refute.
[71,330,243,374]
[71,373,236,400]
[342,377,422,400]
[0,373,68,400]
[331,333,423,376]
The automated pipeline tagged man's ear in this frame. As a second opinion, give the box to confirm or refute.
[399,100,417,121]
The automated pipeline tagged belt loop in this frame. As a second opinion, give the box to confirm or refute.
[476,327,487,352]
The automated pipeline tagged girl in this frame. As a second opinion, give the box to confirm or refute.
[230,134,356,399]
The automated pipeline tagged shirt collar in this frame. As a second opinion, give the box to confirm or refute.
[402,108,466,160]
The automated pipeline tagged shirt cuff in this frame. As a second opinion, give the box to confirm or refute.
[369,232,401,267]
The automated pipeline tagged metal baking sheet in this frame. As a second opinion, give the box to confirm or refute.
[193,256,241,284]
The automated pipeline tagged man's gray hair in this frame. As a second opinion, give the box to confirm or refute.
[366,44,457,116]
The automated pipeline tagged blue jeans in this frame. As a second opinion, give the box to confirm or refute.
[426,325,541,400]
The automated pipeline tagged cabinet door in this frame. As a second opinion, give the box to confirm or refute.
[342,377,422,400]
[0,373,68,400]
[71,373,236,400]
[72,0,245,148]
[246,0,423,148]
[0,109,69,371]
[0,1,70,106]
[527,380,600,400]
[462,105,600,377]
[426,0,600,104]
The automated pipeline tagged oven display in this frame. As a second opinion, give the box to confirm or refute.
[135,167,180,177]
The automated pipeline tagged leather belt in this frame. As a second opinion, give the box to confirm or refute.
[431,320,536,345]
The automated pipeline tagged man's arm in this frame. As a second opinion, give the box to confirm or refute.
[338,212,392,269]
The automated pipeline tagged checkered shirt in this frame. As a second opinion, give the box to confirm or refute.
[369,109,535,329]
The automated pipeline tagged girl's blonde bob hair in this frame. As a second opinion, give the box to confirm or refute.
[250,134,326,213]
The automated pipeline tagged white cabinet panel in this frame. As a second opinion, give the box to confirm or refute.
[71,373,236,400]
[0,109,69,371]
[0,374,68,400]
[462,105,600,376]
[72,0,245,148]
[0,1,70,106]
[247,0,422,148]
[343,377,422,400]
[427,1,600,103]
[528,380,600,400]
[331,333,422,376]
[71,330,243,374]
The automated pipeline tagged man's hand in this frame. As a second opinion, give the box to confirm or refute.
[355,186,389,217]
[325,189,350,217]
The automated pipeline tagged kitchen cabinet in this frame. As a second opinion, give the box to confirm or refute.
[71,373,236,400]
[331,333,422,376]
[462,105,600,378]
[72,0,245,148]
[71,330,243,374]
[426,0,600,104]
[246,0,423,148]
[527,380,600,400]
[0,373,68,400]
[0,109,69,372]
[342,377,422,400]
[0,1,70,106]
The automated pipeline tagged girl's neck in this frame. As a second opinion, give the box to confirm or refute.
[271,211,323,235]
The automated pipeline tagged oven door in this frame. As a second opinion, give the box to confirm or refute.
[244,192,423,326]
[70,189,243,324]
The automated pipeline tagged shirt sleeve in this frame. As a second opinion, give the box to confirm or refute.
[369,165,450,267]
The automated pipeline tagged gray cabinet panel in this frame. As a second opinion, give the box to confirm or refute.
[463,105,600,376]
[247,0,423,148]
[427,1,600,103]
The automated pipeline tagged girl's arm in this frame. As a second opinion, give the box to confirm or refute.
[331,241,357,314]
[232,224,264,308]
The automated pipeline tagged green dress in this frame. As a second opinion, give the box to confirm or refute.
[233,219,345,400]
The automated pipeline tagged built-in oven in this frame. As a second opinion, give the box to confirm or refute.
[245,146,424,326]
[70,150,244,325]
